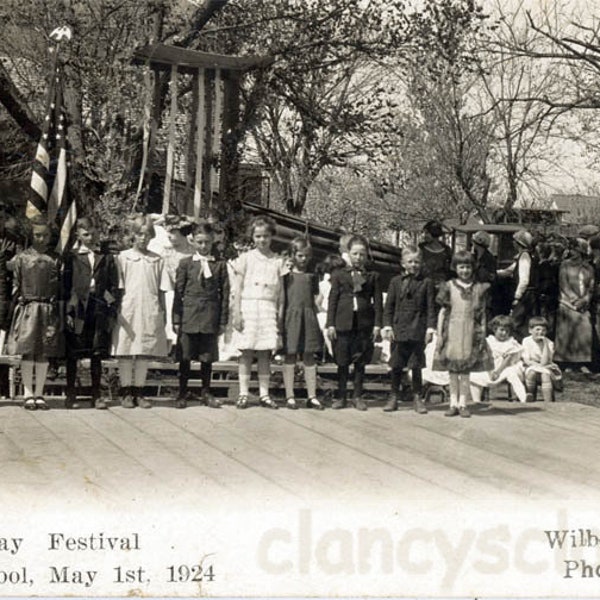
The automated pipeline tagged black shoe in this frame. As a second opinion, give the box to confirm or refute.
[383,393,399,412]
[175,395,187,409]
[121,387,135,408]
[332,398,346,409]
[413,395,428,414]
[203,390,222,408]
[353,397,368,411]
[94,397,108,410]
[65,395,80,410]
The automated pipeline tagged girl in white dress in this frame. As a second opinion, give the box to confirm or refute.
[112,216,169,408]
[232,217,283,409]
[470,315,528,403]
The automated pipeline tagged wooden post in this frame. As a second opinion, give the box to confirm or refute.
[193,68,206,217]
[185,70,199,214]
[204,69,214,209]
[163,63,179,214]
[210,68,224,207]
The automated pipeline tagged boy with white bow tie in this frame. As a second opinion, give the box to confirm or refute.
[173,222,230,408]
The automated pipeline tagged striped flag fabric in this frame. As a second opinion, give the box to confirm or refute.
[27,27,76,253]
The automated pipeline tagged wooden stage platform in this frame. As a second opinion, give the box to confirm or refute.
[1,393,599,506]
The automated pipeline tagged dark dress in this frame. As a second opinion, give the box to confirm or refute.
[6,247,64,358]
[326,266,383,366]
[172,255,229,363]
[538,259,559,338]
[433,280,493,373]
[419,242,453,288]
[282,271,322,354]
[383,273,436,369]
[63,249,120,358]
[473,247,497,284]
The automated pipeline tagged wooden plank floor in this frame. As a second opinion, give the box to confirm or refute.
[1,398,599,509]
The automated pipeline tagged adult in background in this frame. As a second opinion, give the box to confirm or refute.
[536,239,560,339]
[554,238,594,371]
[590,235,600,372]
[497,230,538,341]
[472,231,497,284]
[577,224,600,241]
[419,220,453,290]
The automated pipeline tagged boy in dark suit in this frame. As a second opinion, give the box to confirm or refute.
[326,235,382,410]
[173,222,229,408]
[63,217,120,409]
[382,246,436,413]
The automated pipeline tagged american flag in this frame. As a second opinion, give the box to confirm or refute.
[27,27,76,253]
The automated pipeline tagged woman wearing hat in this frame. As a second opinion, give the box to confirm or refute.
[497,229,539,340]
[554,238,594,370]
[419,220,453,289]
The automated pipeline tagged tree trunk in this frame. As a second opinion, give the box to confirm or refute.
[0,62,41,141]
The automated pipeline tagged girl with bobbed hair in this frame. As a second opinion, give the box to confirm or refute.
[111,214,169,408]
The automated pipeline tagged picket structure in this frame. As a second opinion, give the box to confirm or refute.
[132,44,272,217]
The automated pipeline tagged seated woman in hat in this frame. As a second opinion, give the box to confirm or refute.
[497,229,538,341]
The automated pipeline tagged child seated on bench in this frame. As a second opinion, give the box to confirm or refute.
[470,315,528,403]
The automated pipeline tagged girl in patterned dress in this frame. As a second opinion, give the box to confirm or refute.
[282,238,324,410]
[232,216,283,409]
[433,250,493,417]
[7,217,64,410]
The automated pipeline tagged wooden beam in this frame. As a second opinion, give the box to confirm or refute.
[133,44,273,73]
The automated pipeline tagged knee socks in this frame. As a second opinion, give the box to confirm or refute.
[353,363,365,398]
[179,360,191,396]
[283,362,295,399]
[200,361,212,392]
[541,374,553,402]
[34,362,49,398]
[257,352,270,398]
[337,365,349,399]
[411,368,423,396]
[391,368,403,394]
[304,364,317,398]
[20,360,34,398]
[238,353,252,396]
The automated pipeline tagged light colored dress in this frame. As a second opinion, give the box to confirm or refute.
[554,258,594,363]
[234,248,283,351]
[159,243,194,347]
[111,248,169,357]
[470,335,527,402]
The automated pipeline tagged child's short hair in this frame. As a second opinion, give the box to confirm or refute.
[489,315,513,333]
[451,250,474,269]
[402,245,421,261]
[75,217,96,231]
[289,236,312,256]
[528,316,548,330]
[347,234,368,251]
[129,215,155,238]
[339,233,353,254]
[318,253,346,275]
[192,222,214,237]
[248,216,276,237]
